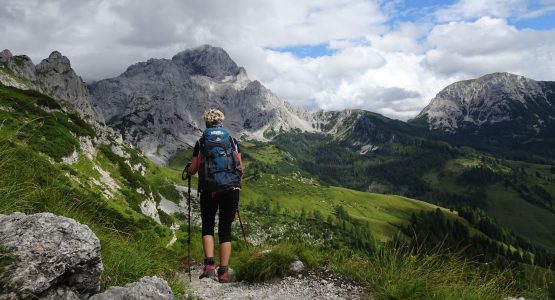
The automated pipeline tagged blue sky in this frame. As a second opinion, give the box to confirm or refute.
[513,12,555,29]
[276,0,555,59]
[270,44,338,58]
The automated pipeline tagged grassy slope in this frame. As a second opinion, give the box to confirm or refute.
[1,82,551,298]
[423,156,555,250]
[488,188,555,250]
[0,84,187,293]
[165,141,491,244]
[242,173,454,242]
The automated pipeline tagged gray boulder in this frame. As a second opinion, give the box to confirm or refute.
[289,260,305,273]
[41,287,80,300]
[89,276,173,300]
[0,212,103,299]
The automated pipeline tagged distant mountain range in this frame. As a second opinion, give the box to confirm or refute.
[413,72,555,158]
[1,45,554,163]
[416,72,555,133]
[88,45,317,163]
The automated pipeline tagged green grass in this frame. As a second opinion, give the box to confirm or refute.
[487,187,555,250]
[241,173,458,242]
[0,84,95,161]
[235,244,298,282]
[0,140,185,291]
[423,155,555,250]
[0,83,190,294]
[233,241,551,299]
[170,141,520,245]
[167,148,193,170]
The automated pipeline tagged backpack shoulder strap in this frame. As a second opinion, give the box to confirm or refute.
[198,136,206,156]
[228,136,237,151]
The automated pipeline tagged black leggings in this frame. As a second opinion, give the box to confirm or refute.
[200,190,239,243]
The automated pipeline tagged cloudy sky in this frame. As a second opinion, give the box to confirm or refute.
[2,0,555,120]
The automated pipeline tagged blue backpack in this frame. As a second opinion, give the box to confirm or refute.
[198,128,243,193]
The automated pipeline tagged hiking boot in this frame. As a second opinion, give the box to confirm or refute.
[199,264,216,279]
[217,265,231,283]
[217,270,231,283]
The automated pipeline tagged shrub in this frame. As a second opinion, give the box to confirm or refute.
[235,244,298,282]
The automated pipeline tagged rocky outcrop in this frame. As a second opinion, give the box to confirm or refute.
[0,212,174,300]
[415,72,555,134]
[89,45,318,163]
[0,49,102,121]
[171,45,241,78]
[41,287,80,300]
[0,212,103,299]
[0,50,37,83]
[89,276,172,300]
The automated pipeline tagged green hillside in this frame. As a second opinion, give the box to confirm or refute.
[1,83,553,298]
[163,138,467,245]
[270,130,555,255]
[423,156,555,250]
[0,84,189,292]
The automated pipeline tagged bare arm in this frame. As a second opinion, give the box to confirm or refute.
[187,156,199,175]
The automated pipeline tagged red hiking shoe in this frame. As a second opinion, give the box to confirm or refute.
[199,264,216,279]
[218,267,231,283]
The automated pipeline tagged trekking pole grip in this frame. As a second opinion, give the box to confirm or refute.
[182,162,191,181]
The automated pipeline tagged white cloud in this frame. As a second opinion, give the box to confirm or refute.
[260,47,454,119]
[367,22,428,53]
[1,0,555,120]
[435,0,529,22]
[424,17,555,80]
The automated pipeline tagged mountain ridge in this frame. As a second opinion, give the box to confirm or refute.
[0,49,103,122]
[414,72,555,133]
[88,45,318,163]
[412,72,555,159]
[3,46,554,164]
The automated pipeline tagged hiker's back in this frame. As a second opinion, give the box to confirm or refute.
[198,127,243,193]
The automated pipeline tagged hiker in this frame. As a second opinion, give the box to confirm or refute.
[185,108,243,283]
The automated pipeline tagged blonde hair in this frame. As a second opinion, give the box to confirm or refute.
[203,108,225,126]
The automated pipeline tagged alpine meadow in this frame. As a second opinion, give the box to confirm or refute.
[1,1,555,299]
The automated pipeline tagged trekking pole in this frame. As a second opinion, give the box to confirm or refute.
[182,165,192,282]
[236,208,248,246]
[187,174,192,282]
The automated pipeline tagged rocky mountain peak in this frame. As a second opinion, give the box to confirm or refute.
[440,72,543,102]
[89,45,317,163]
[0,52,36,81]
[171,44,240,78]
[37,50,72,73]
[0,49,102,121]
[0,49,13,61]
[48,50,63,59]
[415,72,554,134]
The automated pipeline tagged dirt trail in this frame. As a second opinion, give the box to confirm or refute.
[182,265,369,300]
